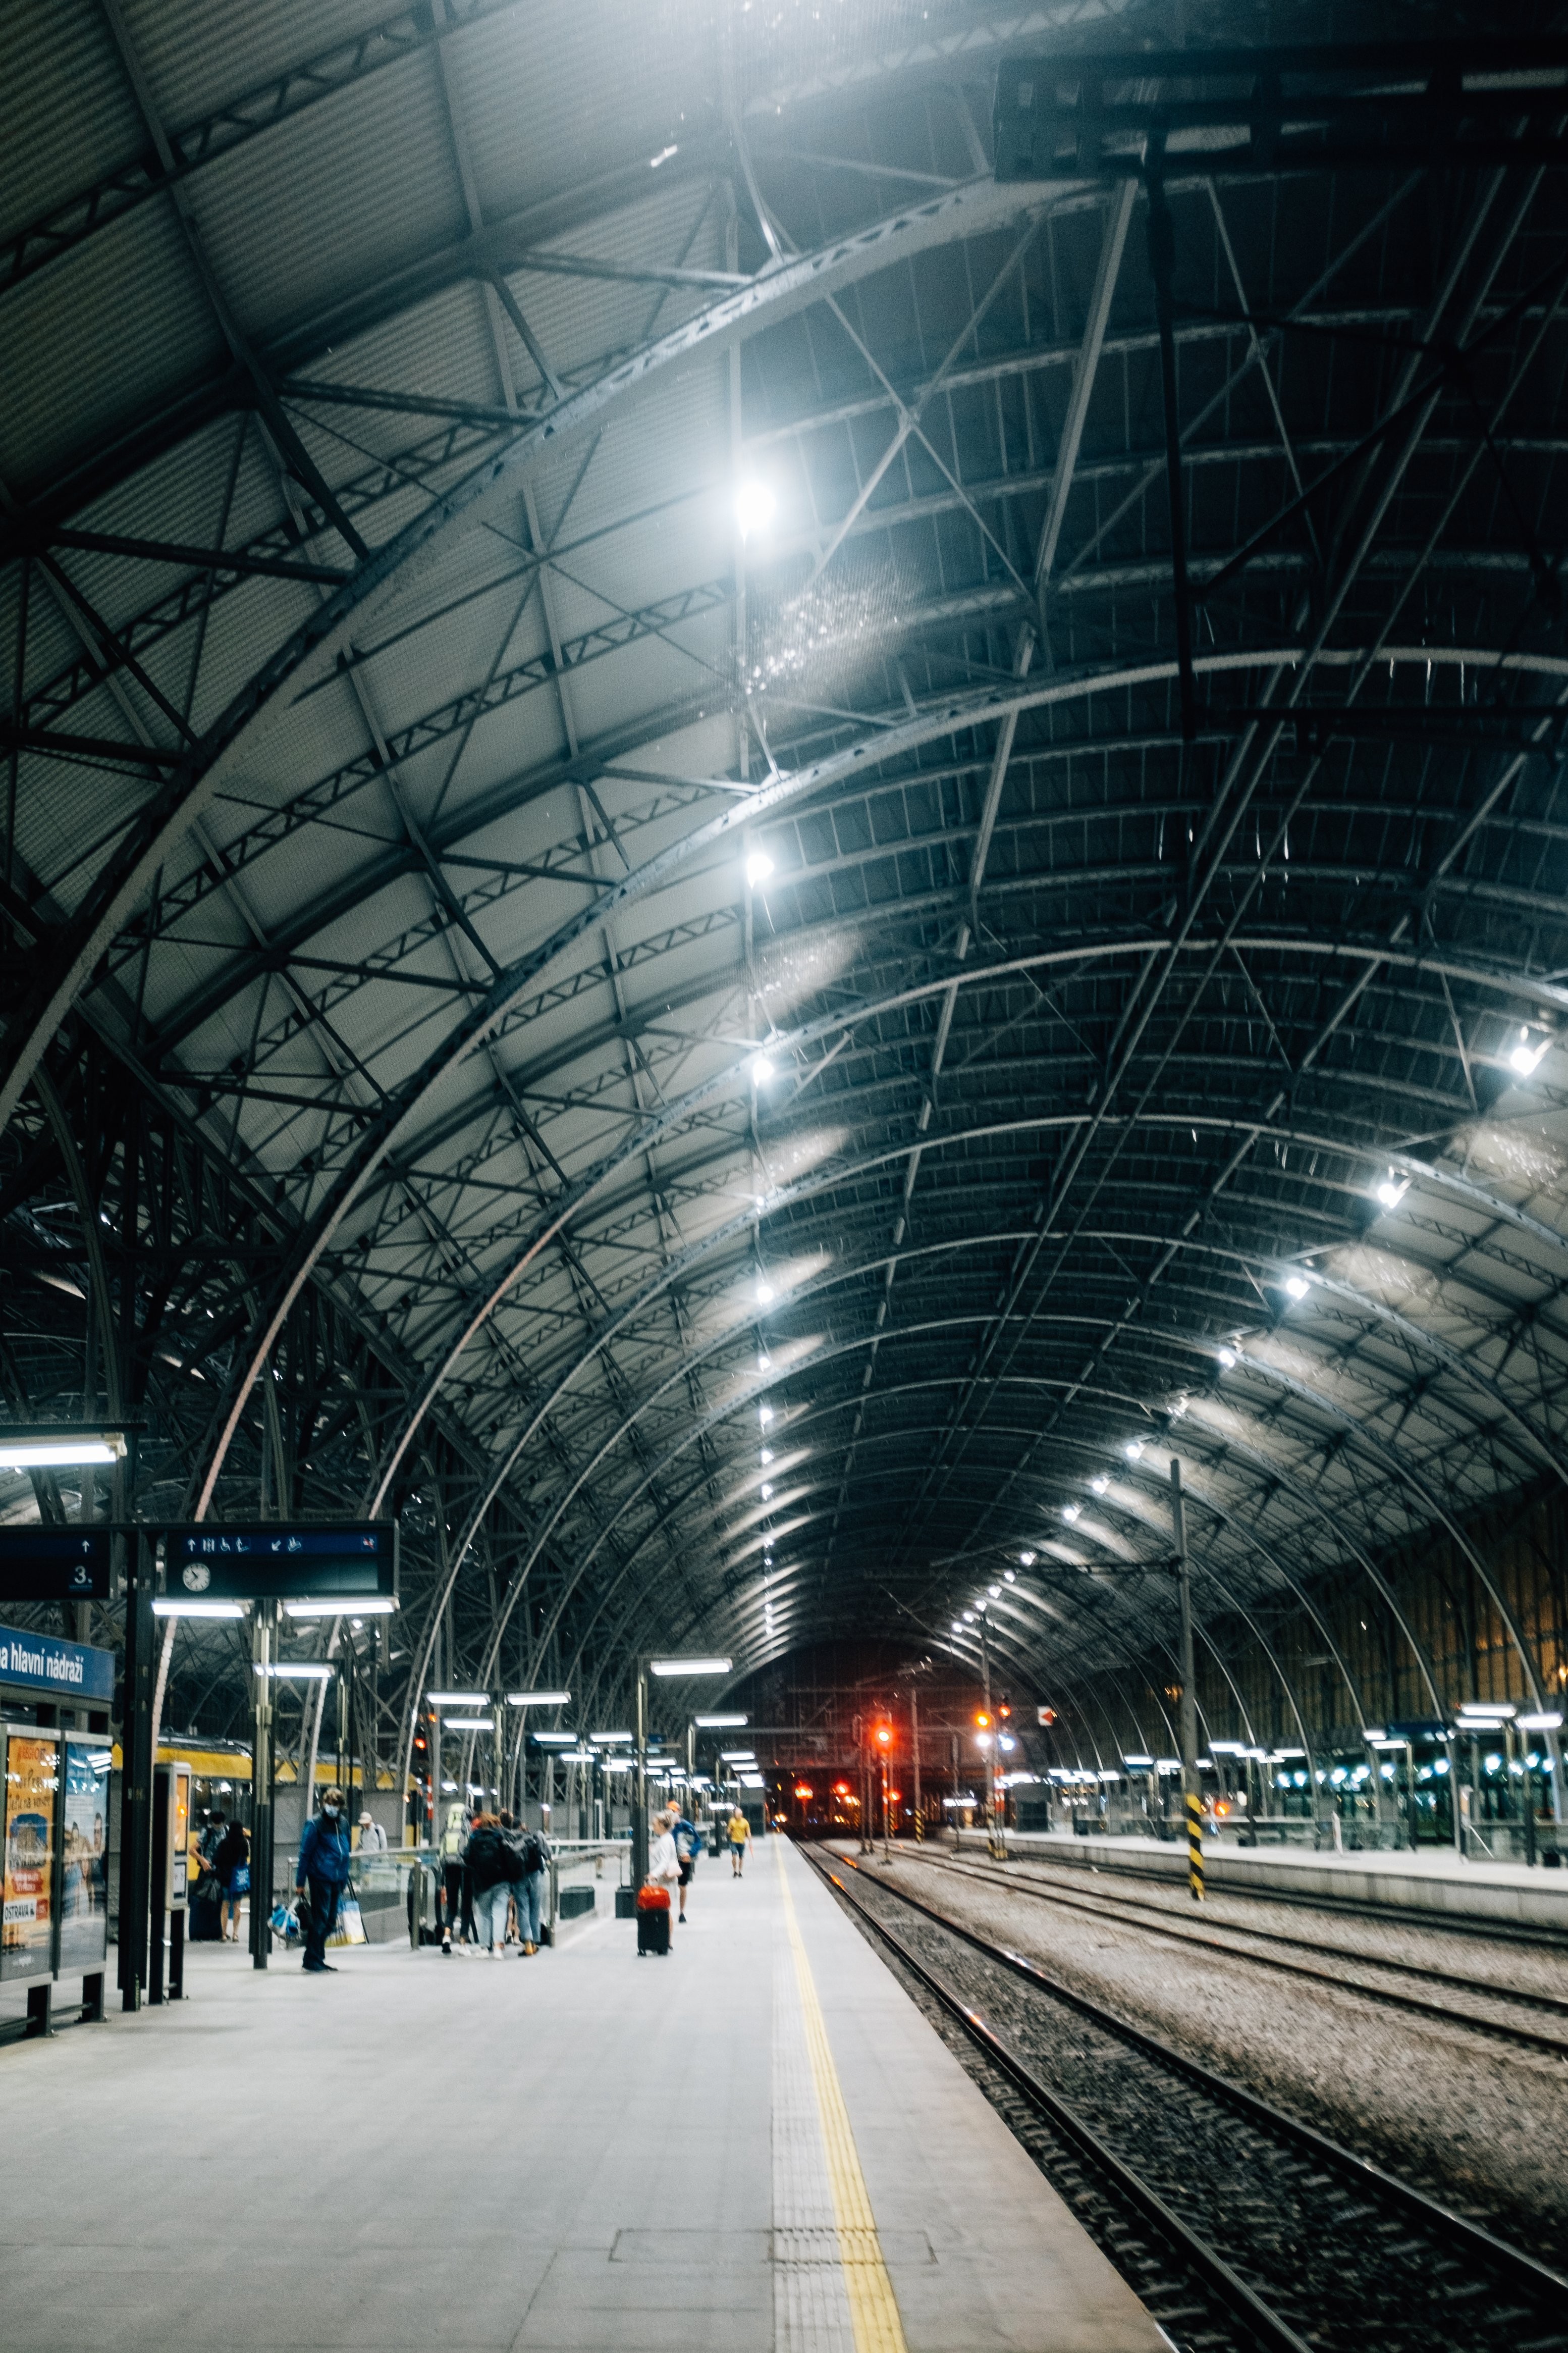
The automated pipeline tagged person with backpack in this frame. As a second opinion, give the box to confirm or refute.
[296,1786,352,1973]
[669,1806,698,1924]
[213,1814,250,1943]
[438,1800,471,1955]
[464,1813,514,1956]
[510,1817,550,1955]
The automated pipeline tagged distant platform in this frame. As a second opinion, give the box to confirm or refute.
[956,1825,1568,1930]
[0,1835,1161,2352]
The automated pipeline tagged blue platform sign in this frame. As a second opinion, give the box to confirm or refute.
[0,1622,115,1705]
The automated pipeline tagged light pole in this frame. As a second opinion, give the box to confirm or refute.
[1171,1457,1204,1902]
[979,1605,1006,1860]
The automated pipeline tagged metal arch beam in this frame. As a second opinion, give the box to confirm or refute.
[0,170,1063,1149]
[356,1006,1568,1524]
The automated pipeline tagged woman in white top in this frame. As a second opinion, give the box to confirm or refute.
[646,1809,681,1910]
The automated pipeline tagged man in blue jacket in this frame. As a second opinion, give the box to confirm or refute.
[296,1785,352,1973]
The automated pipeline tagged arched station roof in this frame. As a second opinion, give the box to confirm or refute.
[5,0,1568,1738]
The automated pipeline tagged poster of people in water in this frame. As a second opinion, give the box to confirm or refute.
[59,1735,110,1969]
[2,1733,59,1979]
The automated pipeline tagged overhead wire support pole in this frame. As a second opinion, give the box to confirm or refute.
[1171,1456,1203,1902]
[1146,155,1197,744]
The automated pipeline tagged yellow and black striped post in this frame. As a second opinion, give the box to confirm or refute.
[1186,1789,1205,1902]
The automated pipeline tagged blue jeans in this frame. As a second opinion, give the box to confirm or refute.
[474,1883,510,1950]
[516,1869,545,1944]
[302,1874,340,1968]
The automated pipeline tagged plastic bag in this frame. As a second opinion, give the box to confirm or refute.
[271,1899,303,1942]
[328,1894,366,1947]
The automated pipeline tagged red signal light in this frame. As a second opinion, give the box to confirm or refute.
[874,1722,892,1747]
[793,1783,814,1800]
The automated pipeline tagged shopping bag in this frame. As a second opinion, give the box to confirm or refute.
[328,1894,366,1947]
[271,1900,303,1942]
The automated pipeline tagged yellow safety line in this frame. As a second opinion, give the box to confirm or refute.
[776,1841,909,2353]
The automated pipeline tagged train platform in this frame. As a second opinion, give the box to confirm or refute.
[962,1825,1568,1928]
[0,1834,1161,2353]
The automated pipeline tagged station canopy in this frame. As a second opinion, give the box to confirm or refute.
[4,0,1568,1727]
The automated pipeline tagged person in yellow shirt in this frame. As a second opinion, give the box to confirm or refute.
[726,1807,751,1878]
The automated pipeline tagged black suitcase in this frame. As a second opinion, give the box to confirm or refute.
[636,1904,670,1956]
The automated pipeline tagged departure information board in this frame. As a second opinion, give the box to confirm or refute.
[159,1523,397,1602]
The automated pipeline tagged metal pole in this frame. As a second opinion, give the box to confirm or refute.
[910,1685,922,1841]
[1171,1457,1204,1902]
[632,1659,649,1888]
[981,1609,1004,1858]
[117,1534,155,2011]
[250,1599,277,1965]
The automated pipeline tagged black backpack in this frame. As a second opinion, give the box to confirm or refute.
[519,1831,545,1876]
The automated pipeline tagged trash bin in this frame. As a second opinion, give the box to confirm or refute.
[635,1885,671,1955]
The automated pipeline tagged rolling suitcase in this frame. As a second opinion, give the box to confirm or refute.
[635,1884,671,1955]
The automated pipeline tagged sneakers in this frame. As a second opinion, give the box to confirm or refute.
[441,1936,451,1955]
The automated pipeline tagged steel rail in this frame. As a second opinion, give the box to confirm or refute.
[914,1850,1568,2055]
[808,1847,1568,2318]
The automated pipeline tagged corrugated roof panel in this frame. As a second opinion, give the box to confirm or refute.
[121,0,401,135]
[0,0,138,253]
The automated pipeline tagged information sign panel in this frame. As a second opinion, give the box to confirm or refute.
[0,1528,112,1603]
[58,1733,111,1971]
[1,1728,59,1980]
[160,1523,397,1602]
[0,1621,115,1705]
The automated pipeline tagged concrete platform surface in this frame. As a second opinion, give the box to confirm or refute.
[0,1835,1162,2353]
[969,1827,1568,1927]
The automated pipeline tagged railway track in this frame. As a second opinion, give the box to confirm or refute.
[805,1845,1568,2353]
[911,1848,1568,2058]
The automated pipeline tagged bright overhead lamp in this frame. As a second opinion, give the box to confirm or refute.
[650,1657,731,1676]
[506,1690,570,1707]
[590,1731,633,1744]
[256,1662,332,1679]
[1509,1025,1550,1076]
[696,1713,748,1728]
[1003,1568,1015,1583]
[745,849,774,888]
[1091,1475,1108,1494]
[0,1428,127,1471]
[153,1597,245,1619]
[735,480,777,541]
[428,1690,488,1706]
[761,1482,774,1499]
[443,1716,494,1733]
[988,1582,1001,1597]
[1459,1700,1516,1719]
[950,1621,963,1634]
[1209,1740,1246,1754]
[558,1750,596,1764]
[532,1731,578,1746]
[1374,1168,1410,1211]
[758,1404,774,1426]
[1061,1503,1080,1524]
[1519,1711,1563,1731]
[750,1053,774,1086]
[1018,1550,1036,1567]
[1124,1439,1144,1460]
[1282,1272,1310,1300]
[754,1276,775,1305]
[287,1596,397,1616]
[1123,1754,1155,1767]
[603,1756,633,1772]
[1217,1346,1237,1370]
[719,1750,755,1762]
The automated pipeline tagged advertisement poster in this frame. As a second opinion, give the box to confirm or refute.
[58,1736,110,1970]
[2,1731,59,1980]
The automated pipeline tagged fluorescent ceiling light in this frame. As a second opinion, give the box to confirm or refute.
[153,1598,245,1619]
[695,1713,747,1728]
[558,1750,596,1763]
[1217,1346,1237,1369]
[1018,1550,1035,1566]
[1123,1754,1154,1767]
[427,1690,487,1705]
[1091,1476,1108,1494]
[1061,1503,1080,1523]
[506,1690,570,1706]
[750,1053,774,1085]
[589,1731,633,1744]
[443,1717,494,1733]
[286,1596,396,1616]
[0,1431,126,1470]
[1459,1701,1516,1719]
[255,1662,332,1679]
[1283,1273,1310,1300]
[532,1731,577,1745]
[1509,1026,1550,1076]
[1375,1169,1410,1210]
[650,1657,731,1676]
[1519,1711,1563,1731]
[604,1757,633,1772]
[745,850,774,888]
[719,1751,755,1762]
[1124,1440,1143,1460]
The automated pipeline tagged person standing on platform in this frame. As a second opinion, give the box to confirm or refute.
[670,1806,698,1923]
[727,1805,751,1877]
[357,1809,387,1854]
[214,1814,250,1943]
[439,1800,471,1955]
[464,1813,513,1956]
[296,1786,351,1974]
[646,1808,681,1918]
[510,1816,550,1956]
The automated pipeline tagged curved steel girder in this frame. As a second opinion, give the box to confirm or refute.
[1222,1340,1550,1709]
[0,170,1058,1147]
[350,899,1568,1512]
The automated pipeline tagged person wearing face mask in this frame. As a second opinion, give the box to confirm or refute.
[296,1785,352,1974]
